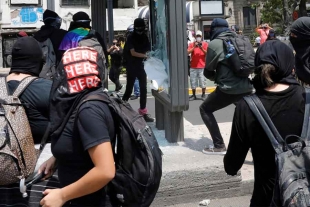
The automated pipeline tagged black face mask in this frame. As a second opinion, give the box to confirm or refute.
[135,30,144,35]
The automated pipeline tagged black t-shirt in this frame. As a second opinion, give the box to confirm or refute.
[52,100,115,206]
[7,78,52,144]
[110,47,123,67]
[224,85,306,207]
[125,33,150,69]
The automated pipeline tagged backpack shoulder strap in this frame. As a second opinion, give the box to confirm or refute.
[302,87,310,140]
[0,77,9,98]
[13,76,38,97]
[244,95,284,154]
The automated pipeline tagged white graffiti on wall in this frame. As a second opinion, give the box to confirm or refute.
[9,7,44,28]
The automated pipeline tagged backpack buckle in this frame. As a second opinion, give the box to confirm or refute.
[137,132,145,149]
[19,178,28,198]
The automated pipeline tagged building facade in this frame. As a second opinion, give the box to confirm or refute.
[191,0,263,40]
[0,0,149,68]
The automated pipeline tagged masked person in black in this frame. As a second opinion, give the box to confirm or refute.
[122,18,154,122]
[108,39,123,92]
[290,17,310,86]
[201,18,253,154]
[224,40,305,207]
[34,10,67,65]
[0,36,57,207]
[40,46,115,207]
[7,36,52,143]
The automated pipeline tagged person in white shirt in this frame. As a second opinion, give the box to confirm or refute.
[255,36,261,47]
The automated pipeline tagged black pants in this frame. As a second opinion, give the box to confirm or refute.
[200,88,251,148]
[109,64,122,90]
[122,67,147,110]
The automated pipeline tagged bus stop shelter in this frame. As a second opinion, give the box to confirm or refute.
[91,0,189,143]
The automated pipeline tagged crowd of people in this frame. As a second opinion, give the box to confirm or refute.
[1,6,310,206]
[0,9,156,207]
[186,17,310,206]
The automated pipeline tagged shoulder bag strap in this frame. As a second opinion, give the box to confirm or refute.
[13,76,38,97]
[302,87,310,140]
[244,95,283,154]
[0,77,9,99]
[251,95,285,145]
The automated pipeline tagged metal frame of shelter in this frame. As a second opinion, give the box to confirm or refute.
[91,0,189,143]
[149,0,189,142]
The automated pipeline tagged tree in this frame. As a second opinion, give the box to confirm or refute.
[259,0,307,35]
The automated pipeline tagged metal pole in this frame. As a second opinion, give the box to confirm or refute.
[46,0,55,11]
[107,0,114,46]
[91,0,108,89]
[134,0,138,11]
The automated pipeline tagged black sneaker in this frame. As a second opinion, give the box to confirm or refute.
[143,114,155,122]
[189,95,197,101]
[202,145,227,155]
[130,95,139,100]
[201,94,206,101]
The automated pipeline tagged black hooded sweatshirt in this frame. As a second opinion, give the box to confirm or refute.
[33,25,67,64]
[224,41,305,207]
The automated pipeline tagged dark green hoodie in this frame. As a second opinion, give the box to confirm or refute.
[205,31,253,94]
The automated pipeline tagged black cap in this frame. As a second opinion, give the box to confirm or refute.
[134,18,145,28]
[211,18,229,29]
[43,10,60,25]
[73,11,91,22]
[10,37,43,76]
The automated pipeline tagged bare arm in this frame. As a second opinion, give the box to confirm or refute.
[130,48,147,58]
[107,46,115,53]
[200,46,207,54]
[188,47,195,54]
[40,142,115,206]
[61,142,115,201]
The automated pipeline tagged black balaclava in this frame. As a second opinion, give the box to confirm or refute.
[68,11,91,31]
[49,47,105,141]
[43,9,62,29]
[210,18,231,40]
[10,36,43,76]
[290,17,310,84]
[253,40,299,91]
[267,29,276,40]
[134,18,146,35]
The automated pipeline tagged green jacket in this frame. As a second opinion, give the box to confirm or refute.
[205,31,253,95]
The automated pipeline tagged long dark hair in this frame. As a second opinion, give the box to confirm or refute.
[253,64,276,90]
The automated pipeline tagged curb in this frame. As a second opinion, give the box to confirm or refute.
[189,87,216,95]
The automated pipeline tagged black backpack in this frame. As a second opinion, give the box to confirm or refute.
[218,34,255,78]
[78,92,162,207]
[244,88,310,207]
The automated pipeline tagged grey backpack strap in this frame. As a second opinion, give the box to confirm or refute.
[0,77,9,99]
[13,76,38,97]
[244,95,284,154]
[302,87,310,140]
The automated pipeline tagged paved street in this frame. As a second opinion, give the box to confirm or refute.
[108,76,235,126]
[109,80,253,207]
[164,195,251,207]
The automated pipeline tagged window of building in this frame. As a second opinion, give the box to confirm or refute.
[200,0,224,15]
[243,7,256,27]
[62,0,89,6]
[10,0,41,5]
[203,25,211,40]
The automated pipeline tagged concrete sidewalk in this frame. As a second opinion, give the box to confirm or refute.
[150,119,254,206]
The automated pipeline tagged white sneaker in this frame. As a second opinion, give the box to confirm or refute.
[202,145,227,155]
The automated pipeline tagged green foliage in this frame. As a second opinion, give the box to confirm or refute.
[259,0,297,34]
[249,30,259,45]
[260,0,284,25]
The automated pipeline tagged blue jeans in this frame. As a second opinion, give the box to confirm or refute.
[134,78,140,96]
